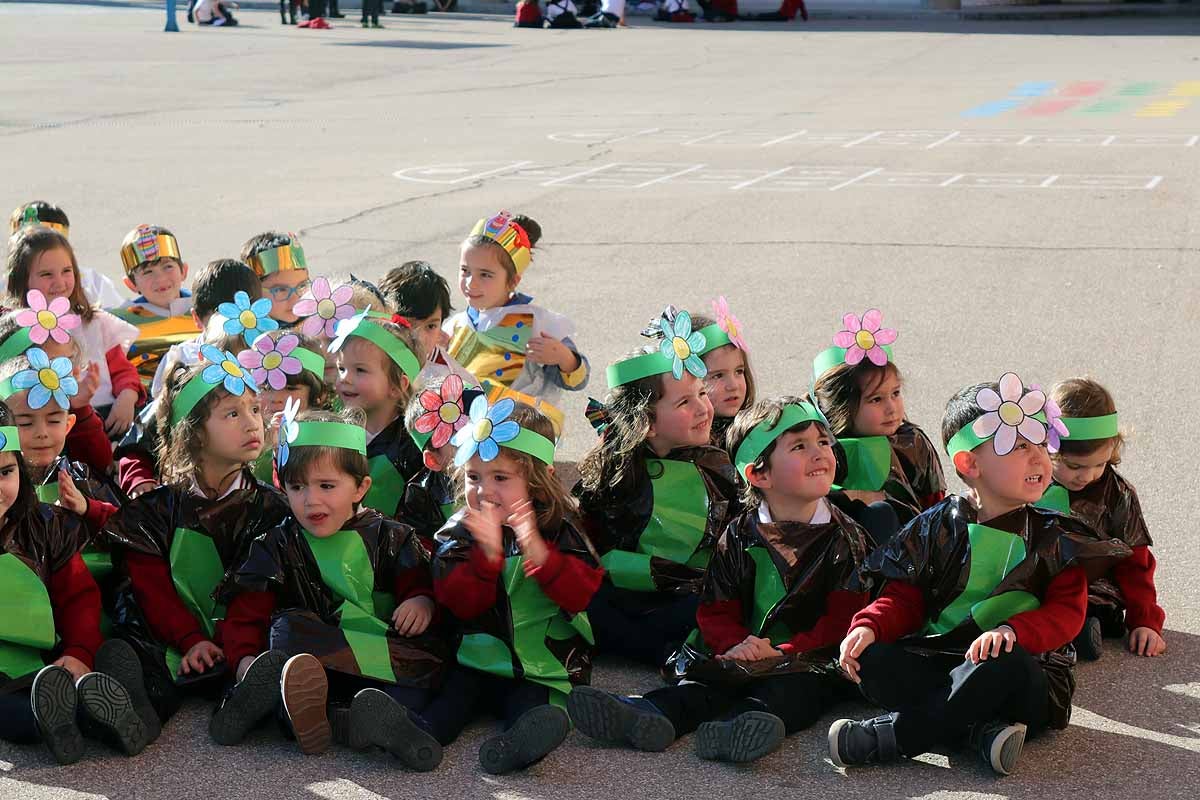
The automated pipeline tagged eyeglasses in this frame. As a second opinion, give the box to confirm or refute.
[266,279,311,301]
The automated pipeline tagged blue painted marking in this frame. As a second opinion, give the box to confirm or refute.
[961,99,1023,118]
[1010,81,1056,98]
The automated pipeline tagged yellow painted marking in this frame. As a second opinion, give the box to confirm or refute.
[1169,81,1200,97]
[1136,100,1190,118]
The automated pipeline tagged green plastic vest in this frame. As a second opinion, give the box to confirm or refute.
[364,456,406,517]
[0,553,57,680]
[747,547,791,643]
[832,436,893,492]
[1036,485,1071,515]
[926,523,1040,635]
[162,528,228,680]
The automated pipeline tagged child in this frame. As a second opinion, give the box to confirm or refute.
[514,0,543,26]
[0,400,155,764]
[1042,377,1165,660]
[281,0,299,22]
[378,260,453,357]
[216,407,451,766]
[329,311,426,519]
[571,397,869,763]
[240,231,312,329]
[101,349,290,728]
[576,308,740,667]
[812,309,945,543]
[409,399,602,774]
[362,0,383,25]
[830,372,1131,775]
[112,224,202,392]
[6,201,125,309]
[444,211,589,430]
[689,296,755,447]
[6,226,144,439]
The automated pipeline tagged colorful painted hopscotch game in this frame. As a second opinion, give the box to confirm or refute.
[963,81,1200,119]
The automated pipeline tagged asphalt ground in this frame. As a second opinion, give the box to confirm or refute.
[0,4,1198,798]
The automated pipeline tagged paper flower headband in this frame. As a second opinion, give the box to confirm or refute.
[413,374,469,450]
[276,396,367,468]
[171,344,259,425]
[607,307,709,388]
[219,291,278,346]
[946,372,1054,457]
[293,277,356,338]
[452,396,555,467]
[16,290,80,346]
[237,333,325,390]
[812,309,898,380]
[0,347,79,410]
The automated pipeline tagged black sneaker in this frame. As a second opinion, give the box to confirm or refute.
[479,704,570,775]
[828,714,900,768]
[94,639,161,743]
[76,672,153,756]
[31,665,83,765]
[280,653,330,755]
[347,688,443,771]
[969,720,1026,775]
[696,711,785,763]
[1074,616,1103,661]
[209,650,288,745]
[566,686,675,752]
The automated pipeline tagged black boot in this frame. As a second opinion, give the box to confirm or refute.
[344,689,443,771]
[828,713,901,768]
[479,704,569,775]
[209,650,288,745]
[76,672,154,756]
[94,639,162,741]
[566,686,675,752]
[696,711,785,763]
[31,666,84,765]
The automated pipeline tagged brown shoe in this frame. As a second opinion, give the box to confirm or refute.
[281,654,330,754]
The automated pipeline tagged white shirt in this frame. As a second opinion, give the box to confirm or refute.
[758,497,832,526]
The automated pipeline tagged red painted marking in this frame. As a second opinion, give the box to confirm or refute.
[1062,81,1106,97]
[1022,99,1080,116]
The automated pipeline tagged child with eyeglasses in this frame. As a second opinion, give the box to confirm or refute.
[239,232,312,330]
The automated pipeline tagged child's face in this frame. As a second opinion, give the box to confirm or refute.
[464,451,530,519]
[0,452,19,521]
[201,391,265,468]
[852,369,905,437]
[702,345,747,419]
[1051,443,1114,492]
[126,258,188,309]
[648,373,714,456]
[285,454,371,538]
[459,244,514,311]
[261,269,311,324]
[336,338,406,418]
[969,437,1052,509]
[9,391,74,470]
[757,424,836,504]
[26,247,76,303]
[411,309,448,355]
[261,383,312,419]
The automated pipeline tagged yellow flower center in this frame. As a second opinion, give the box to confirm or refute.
[671,336,691,360]
[998,401,1025,427]
[36,310,58,330]
[317,298,336,319]
[262,352,283,371]
[855,329,876,351]
[239,310,258,329]
[439,403,462,425]
[37,368,60,391]
[221,360,241,378]
[473,418,493,442]
[726,320,739,338]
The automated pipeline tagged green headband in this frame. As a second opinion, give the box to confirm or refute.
[734,402,828,477]
[0,379,17,402]
[1060,413,1119,441]
[696,323,731,355]
[338,317,420,381]
[606,350,675,387]
[171,377,220,425]
[506,428,556,465]
[946,410,1048,457]
[289,421,367,454]
[171,346,258,426]
[294,346,326,380]
[0,425,19,452]
[0,330,34,363]
[812,344,895,382]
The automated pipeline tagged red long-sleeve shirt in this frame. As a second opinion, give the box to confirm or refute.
[117,450,158,497]
[83,498,118,536]
[435,543,603,621]
[124,551,210,657]
[49,553,104,668]
[105,345,145,405]
[1113,545,1165,633]
[65,405,113,473]
[697,590,869,656]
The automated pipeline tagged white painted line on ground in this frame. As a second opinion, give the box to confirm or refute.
[1041,175,1060,187]
[634,164,705,188]
[1101,135,1117,146]
[608,127,661,143]
[759,130,808,147]
[683,130,734,145]
[843,131,883,148]
[731,166,795,190]
[829,167,884,191]
[1145,175,1164,189]
[1017,135,1034,145]
[925,130,961,150]
[940,174,965,187]
[1188,135,1199,147]
[541,163,618,186]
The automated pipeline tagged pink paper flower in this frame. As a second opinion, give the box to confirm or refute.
[711,295,749,353]
[293,277,355,338]
[16,289,80,345]
[1032,383,1070,453]
[973,372,1047,456]
[832,309,897,367]
[237,333,303,391]
[413,374,468,449]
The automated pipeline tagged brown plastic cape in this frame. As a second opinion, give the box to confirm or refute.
[664,503,870,686]
[399,468,456,551]
[363,416,426,519]
[226,509,452,688]
[883,422,948,524]
[575,444,741,596]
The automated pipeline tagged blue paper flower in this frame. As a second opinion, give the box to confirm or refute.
[12,347,78,409]
[199,344,259,396]
[218,290,278,345]
[658,310,708,380]
[329,310,370,355]
[452,396,520,466]
[276,395,301,467]
[0,430,8,450]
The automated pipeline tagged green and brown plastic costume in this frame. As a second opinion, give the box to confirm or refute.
[361,416,425,520]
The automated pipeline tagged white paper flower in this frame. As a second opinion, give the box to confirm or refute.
[972,372,1046,456]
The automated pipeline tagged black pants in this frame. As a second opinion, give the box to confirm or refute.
[857,642,1050,757]
[362,0,382,22]
[588,583,699,667]
[413,666,549,746]
[0,691,39,743]
[326,671,430,709]
[646,671,857,738]
[309,0,326,17]
[280,0,298,20]
[831,494,900,548]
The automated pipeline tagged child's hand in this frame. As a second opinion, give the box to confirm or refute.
[839,626,876,683]
[179,640,225,676]
[844,489,887,506]
[525,333,580,372]
[717,635,777,663]
[52,655,90,682]
[71,362,100,410]
[55,470,87,515]
[392,595,435,637]
[462,502,504,562]
[104,389,139,437]
[966,625,1016,664]
[508,500,549,568]
[1128,626,1167,657]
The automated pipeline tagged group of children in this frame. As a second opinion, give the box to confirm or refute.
[0,202,1166,778]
